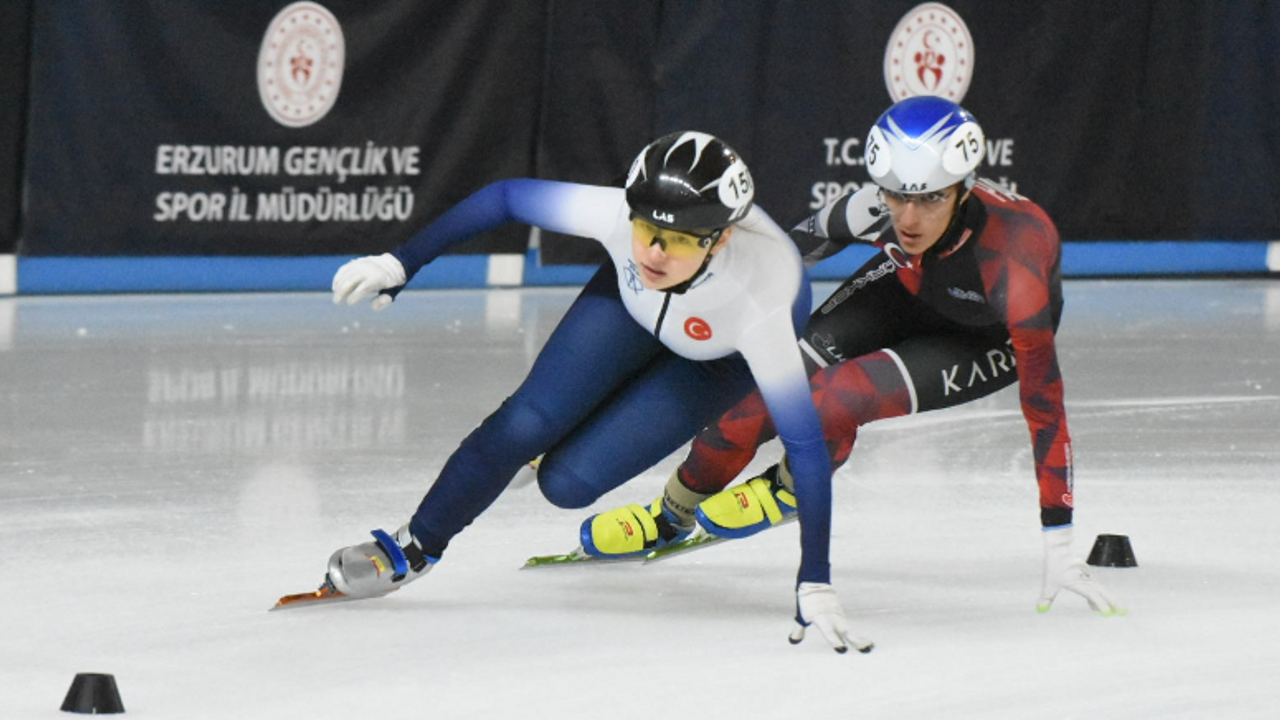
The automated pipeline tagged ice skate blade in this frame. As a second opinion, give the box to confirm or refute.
[270,582,396,611]
[642,528,727,562]
[522,545,648,568]
[645,516,798,563]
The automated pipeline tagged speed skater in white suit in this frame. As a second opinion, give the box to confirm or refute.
[309,131,869,652]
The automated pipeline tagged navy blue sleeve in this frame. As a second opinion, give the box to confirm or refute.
[390,179,591,283]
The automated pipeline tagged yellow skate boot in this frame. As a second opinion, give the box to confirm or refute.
[695,464,797,539]
[580,497,693,558]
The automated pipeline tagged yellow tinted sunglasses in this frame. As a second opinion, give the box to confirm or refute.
[631,217,721,259]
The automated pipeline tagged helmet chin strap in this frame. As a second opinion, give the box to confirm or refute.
[932,174,977,242]
[932,187,976,255]
[663,245,716,295]
[651,236,720,338]
[660,228,723,295]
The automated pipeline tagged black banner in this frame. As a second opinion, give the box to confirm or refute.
[16,1,1280,264]
[538,0,1280,263]
[23,0,544,257]
[533,1,661,264]
[0,0,33,255]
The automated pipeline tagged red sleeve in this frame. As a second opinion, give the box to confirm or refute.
[978,192,1074,526]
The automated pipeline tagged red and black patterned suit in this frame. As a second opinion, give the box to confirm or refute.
[680,179,1075,528]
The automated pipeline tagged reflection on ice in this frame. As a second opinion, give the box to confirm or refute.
[143,358,409,452]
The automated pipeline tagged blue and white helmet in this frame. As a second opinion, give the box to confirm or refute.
[864,96,985,195]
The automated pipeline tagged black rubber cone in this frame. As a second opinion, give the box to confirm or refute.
[61,673,125,714]
[1086,534,1138,568]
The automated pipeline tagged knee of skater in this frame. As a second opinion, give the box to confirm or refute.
[475,399,555,452]
[535,461,599,509]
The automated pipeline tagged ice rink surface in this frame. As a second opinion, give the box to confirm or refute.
[2,279,1278,719]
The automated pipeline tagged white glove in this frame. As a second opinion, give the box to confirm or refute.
[1038,526,1125,615]
[332,253,406,310]
[788,582,874,654]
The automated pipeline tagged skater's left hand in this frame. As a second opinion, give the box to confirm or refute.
[789,582,874,654]
[1038,526,1125,616]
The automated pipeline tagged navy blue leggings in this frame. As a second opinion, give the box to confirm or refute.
[410,263,810,558]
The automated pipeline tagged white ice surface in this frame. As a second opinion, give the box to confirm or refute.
[2,280,1279,719]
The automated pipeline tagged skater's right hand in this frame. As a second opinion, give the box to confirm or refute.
[789,582,873,654]
[332,253,407,310]
[1038,526,1125,616]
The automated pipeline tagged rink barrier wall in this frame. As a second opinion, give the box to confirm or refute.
[6,241,1279,295]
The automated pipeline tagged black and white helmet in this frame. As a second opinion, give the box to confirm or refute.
[625,131,754,232]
